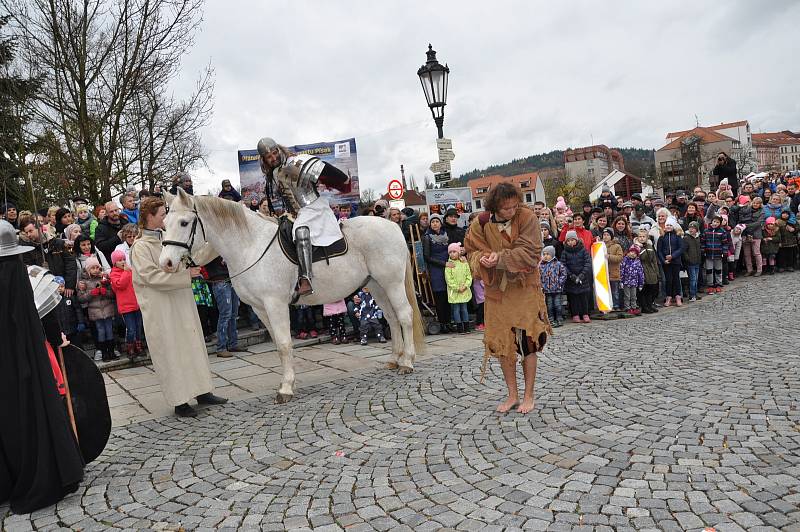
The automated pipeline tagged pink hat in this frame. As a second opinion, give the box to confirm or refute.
[734,224,746,233]
[83,256,100,271]
[766,216,776,225]
[738,195,750,206]
[111,249,126,264]
[555,197,567,210]
[448,243,462,254]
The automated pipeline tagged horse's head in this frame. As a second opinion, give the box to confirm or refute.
[159,188,204,272]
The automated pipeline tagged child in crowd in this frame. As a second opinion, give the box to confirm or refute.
[540,221,563,260]
[636,225,660,314]
[323,299,348,345]
[294,305,318,340]
[77,256,118,362]
[472,278,485,331]
[602,228,623,311]
[109,249,144,359]
[562,231,593,323]
[114,223,139,264]
[619,245,644,315]
[353,289,386,345]
[657,217,684,307]
[761,217,780,275]
[74,234,110,272]
[777,209,797,272]
[52,275,86,348]
[682,221,702,301]
[444,243,472,334]
[729,224,745,279]
[539,245,567,327]
[701,214,730,293]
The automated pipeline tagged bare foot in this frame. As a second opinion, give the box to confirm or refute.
[517,397,536,414]
[496,396,519,413]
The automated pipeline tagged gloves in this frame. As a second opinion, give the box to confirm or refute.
[568,274,578,283]
[90,287,101,296]
[577,273,586,283]
[76,322,87,333]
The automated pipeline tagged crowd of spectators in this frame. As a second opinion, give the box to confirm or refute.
[3,167,798,364]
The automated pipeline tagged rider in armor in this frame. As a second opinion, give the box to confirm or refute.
[257,138,352,302]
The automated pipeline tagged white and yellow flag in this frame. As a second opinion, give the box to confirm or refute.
[591,241,612,313]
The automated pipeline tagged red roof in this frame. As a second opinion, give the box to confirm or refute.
[379,189,427,205]
[753,132,800,146]
[468,173,539,197]
[666,120,748,140]
[658,127,734,151]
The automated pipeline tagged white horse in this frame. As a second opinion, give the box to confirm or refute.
[159,189,425,403]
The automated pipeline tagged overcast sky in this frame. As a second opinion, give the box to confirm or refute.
[176,0,800,196]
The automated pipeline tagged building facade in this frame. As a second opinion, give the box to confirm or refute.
[752,131,800,173]
[666,120,756,176]
[655,127,738,192]
[467,172,545,212]
[564,145,625,184]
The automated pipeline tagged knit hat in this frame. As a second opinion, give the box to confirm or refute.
[555,197,567,210]
[738,195,750,205]
[111,249,127,264]
[733,223,746,233]
[429,213,443,223]
[53,275,65,285]
[565,230,578,242]
[627,245,640,256]
[542,245,556,258]
[638,224,651,233]
[84,256,101,271]
[665,217,678,228]
[602,185,611,193]
[720,178,729,186]
[688,221,700,230]
[64,223,82,241]
[540,220,551,231]
[602,227,614,239]
[447,242,462,254]
[766,216,776,225]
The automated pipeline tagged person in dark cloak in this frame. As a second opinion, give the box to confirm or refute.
[0,220,85,514]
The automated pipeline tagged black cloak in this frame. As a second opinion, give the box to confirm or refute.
[0,254,84,514]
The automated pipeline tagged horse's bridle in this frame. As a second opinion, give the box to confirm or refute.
[161,207,206,267]
[161,206,279,280]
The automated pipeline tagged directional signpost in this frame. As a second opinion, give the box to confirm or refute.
[431,138,455,184]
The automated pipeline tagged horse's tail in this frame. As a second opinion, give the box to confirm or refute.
[404,253,426,355]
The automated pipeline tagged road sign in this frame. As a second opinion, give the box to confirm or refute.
[438,149,455,161]
[389,199,406,210]
[387,179,404,200]
[430,161,451,173]
[434,172,451,183]
[436,138,452,150]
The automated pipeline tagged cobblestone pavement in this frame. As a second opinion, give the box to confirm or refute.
[3,273,800,531]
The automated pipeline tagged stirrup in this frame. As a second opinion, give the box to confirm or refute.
[290,278,313,305]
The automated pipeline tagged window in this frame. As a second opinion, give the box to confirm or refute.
[588,168,595,178]
[525,192,533,203]
[476,186,489,194]
[475,199,482,209]
[520,180,530,188]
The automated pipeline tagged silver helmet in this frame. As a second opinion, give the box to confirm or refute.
[0,219,33,257]
[28,265,62,318]
[257,137,279,156]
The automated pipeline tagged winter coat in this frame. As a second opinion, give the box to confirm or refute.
[613,230,632,254]
[444,258,473,304]
[763,203,784,222]
[737,206,765,239]
[94,217,127,265]
[18,235,78,291]
[76,251,111,273]
[700,227,730,260]
[619,256,644,289]
[122,208,139,225]
[443,221,465,246]
[53,293,85,335]
[542,235,563,260]
[712,158,738,191]
[558,224,594,251]
[777,219,798,248]
[422,228,449,292]
[760,226,780,256]
[562,243,592,294]
[682,233,702,265]
[638,240,661,285]
[680,214,703,232]
[606,240,623,282]
[110,266,139,314]
[539,258,567,294]
[472,279,485,304]
[79,216,99,240]
[657,231,684,266]
[629,213,656,233]
[77,272,116,321]
[323,299,347,316]
[356,291,383,323]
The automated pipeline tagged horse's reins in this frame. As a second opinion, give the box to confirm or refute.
[161,207,279,283]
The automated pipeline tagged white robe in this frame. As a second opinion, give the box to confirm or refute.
[294,196,342,246]
[131,231,216,407]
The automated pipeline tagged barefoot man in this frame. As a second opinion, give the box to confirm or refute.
[465,182,551,414]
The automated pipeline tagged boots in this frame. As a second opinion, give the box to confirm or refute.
[125,342,136,360]
[100,340,118,362]
[675,295,683,307]
[456,322,464,334]
[135,340,145,356]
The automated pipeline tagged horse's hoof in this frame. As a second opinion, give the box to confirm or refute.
[386,361,399,370]
[275,392,293,404]
[398,366,414,375]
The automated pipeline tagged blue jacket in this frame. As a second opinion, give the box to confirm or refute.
[656,231,684,266]
[700,227,731,260]
[122,208,139,225]
[562,243,593,294]
[539,258,567,294]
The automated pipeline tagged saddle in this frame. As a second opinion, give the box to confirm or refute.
[277,216,348,266]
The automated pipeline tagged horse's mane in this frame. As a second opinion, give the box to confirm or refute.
[191,195,249,226]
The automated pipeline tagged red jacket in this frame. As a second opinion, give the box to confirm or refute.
[558,224,594,252]
[110,266,139,314]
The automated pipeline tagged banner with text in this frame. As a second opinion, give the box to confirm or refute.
[237,137,360,209]
[425,187,473,228]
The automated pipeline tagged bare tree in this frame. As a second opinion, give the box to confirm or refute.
[359,187,377,207]
[542,169,593,209]
[3,0,213,203]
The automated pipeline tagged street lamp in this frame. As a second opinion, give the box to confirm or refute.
[417,44,449,139]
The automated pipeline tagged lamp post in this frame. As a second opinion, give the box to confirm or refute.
[417,44,449,139]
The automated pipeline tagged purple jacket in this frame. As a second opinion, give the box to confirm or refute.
[619,256,644,288]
